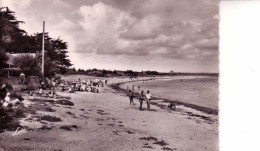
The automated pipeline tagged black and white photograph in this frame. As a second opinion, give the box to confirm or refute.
[0,0,221,150]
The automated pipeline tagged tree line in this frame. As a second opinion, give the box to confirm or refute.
[0,7,72,77]
[66,68,160,77]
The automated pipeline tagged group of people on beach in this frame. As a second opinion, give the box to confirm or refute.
[44,78,107,94]
[128,85,152,110]
[127,84,176,111]
[36,78,107,99]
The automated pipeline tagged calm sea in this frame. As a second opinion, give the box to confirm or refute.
[122,76,218,110]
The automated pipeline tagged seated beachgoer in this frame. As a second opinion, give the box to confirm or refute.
[168,102,176,111]
[0,84,7,100]
[61,85,65,91]
[81,84,86,91]
[69,86,73,93]
[87,87,91,92]
[3,92,11,107]
[48,92,54,98]
[11,98,23,106]
[38,88,43,95]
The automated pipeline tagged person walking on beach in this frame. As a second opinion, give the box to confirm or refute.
[145,90,152,110]
[132,85,134,91]
[128,90,134,105]
[20,72,25,84]
[139,90,145,110]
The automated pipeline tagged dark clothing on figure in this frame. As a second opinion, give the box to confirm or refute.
[0,87,7,100]
[128,91,134,105]
[168,103,176,110]
[129,96,134,105]
[139,92,145,110]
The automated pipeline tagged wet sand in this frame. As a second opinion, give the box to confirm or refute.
[0,77,218,151]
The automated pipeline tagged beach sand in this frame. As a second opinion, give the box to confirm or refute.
[0,76,218,151]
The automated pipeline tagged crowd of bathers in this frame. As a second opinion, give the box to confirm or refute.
[52,78,108,93]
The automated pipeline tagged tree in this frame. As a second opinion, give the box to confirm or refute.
[145,71,159,75]
[13,55,40,76]
[0,49,8,69]
[0,7,26,52]
[31,33,72,75]
[1,7,72,77]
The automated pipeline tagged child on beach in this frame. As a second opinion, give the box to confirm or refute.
[145,90,152,110]
[168,102,176,111]
[139,90,145,110]
[128,90,134,105]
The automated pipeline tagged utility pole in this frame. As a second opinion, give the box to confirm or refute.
[0,7,6,51]
[41,21,45,80]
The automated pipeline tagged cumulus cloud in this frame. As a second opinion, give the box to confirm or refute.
[75,0,218,59]
[76,2,136,55]
[1,0,219,72]
[0,0,32,9]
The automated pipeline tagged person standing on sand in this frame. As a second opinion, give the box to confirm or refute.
[139,90,145,110]
[128,90,134,105]
[132,85,134,91]
[145,90,152,110]
[20,72,25,84]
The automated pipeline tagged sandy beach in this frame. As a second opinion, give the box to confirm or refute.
[0,76,218,151]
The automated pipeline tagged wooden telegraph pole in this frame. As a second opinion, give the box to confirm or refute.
[41,21,45,80]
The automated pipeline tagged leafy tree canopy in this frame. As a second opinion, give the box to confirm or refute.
[0,7,72,76]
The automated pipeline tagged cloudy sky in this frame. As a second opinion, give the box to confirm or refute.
[0,0,219,73]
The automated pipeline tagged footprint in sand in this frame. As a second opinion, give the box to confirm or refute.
[80,115,89,119]
[126,131,135,134]
[97,110,110,115]
[112,130,120,135]
[39,125,53,130]
[60,125,78,131]
[142,145,154,149]
[96,118,104,121]
[162,147,176,151]
[153,140,168,146]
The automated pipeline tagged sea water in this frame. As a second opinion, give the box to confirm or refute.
[122,76,218,110]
